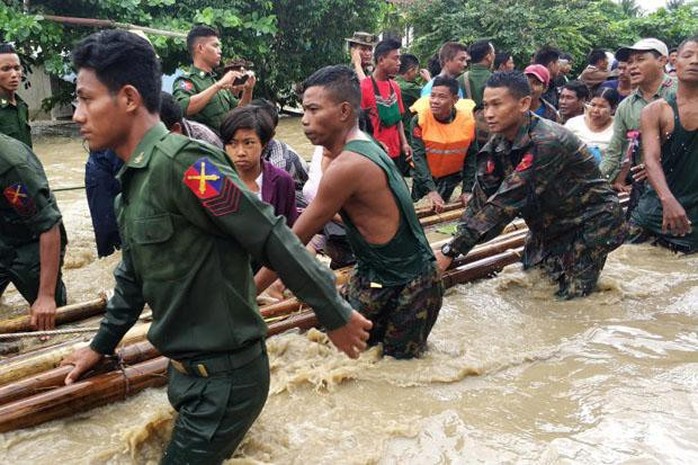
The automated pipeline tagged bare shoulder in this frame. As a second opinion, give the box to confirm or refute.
[642,99,672,122]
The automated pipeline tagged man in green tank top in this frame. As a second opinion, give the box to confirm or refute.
[256,65,443,359]
[629,36,698,253]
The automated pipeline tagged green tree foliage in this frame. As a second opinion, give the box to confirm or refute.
[0,0,384,107]
[403,0,698,73]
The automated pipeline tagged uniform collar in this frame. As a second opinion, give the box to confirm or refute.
[191,65,216,79]
[630,74,674,102]
[488,113,535,154]
[124,122,169,170]
[0,89,21,108]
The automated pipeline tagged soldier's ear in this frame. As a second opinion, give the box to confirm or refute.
[120,85,143,113]
[339,101,353,121]
[519,95,532,114]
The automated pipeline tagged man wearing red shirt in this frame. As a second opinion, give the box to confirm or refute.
[360,39,412,174]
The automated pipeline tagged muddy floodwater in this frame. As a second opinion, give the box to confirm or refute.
[1,117,697,464]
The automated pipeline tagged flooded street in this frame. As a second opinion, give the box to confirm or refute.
[1,118,697,464]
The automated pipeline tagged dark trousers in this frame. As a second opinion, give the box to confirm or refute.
[161,347,270,465]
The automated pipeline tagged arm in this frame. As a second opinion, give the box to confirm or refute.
[351,48,367,81]
[174,71,242,116]
[409,118,437,194]
[236,75,255,107]
[641,101,691,236]
[31,224,61,331]
[600,109,627,181]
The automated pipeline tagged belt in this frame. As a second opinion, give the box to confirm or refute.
[170,340,264,378]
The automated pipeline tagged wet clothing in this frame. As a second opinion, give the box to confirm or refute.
[601,75,677,181]
[0,91,31,147]
[630,96,698,253]
[409,108,477,202]
[340,139,441,357]
[443,114,625,298]
[88,123,352,463]
[85,150,123,257]
[172,66,239,133]
[0,133,66,305]
[360,77,405,158]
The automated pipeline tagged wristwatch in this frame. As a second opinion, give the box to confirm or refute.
[441,242,459,258]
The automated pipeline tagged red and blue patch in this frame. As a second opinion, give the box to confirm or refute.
[3,183,36,216]
[515,153,534,172]
[179,80,194,92]
[183,157,240,216]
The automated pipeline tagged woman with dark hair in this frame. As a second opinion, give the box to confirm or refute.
[494,51,515,71]
[564,87,620,164]
[220,106,298,226]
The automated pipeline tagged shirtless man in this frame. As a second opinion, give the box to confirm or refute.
[629,36,698,253]
[257,65,442,359]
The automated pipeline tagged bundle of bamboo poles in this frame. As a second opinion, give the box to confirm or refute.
[0,194,628,432]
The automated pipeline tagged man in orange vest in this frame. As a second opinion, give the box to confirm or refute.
[410,76,477,212]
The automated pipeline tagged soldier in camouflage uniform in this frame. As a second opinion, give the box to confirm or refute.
[172,25,255,134]
[0,44,32,147]
[437,71,625,299]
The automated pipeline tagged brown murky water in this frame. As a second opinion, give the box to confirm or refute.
[1,118,697,464]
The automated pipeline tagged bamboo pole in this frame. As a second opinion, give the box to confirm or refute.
[41,14,187,39]
[0,296,107,334]
[415,201,463,218]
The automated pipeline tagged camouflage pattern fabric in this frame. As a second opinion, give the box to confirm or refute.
[341,265,443,359]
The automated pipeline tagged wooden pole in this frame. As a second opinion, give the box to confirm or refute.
[40,14,187,39]
[0,296,107,334]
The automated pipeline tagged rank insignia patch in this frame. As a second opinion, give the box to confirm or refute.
[183,157,241,216]
[179,80,194,92]
[3,183,36,216]
[485,158,495,174]
[515,153,534,172]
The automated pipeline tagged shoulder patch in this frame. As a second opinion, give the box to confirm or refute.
[412,124,422,139]
[515,153,534,172]
[3,183,36,216]
[179,80,194,92]
[485,158,495,174]
[183,157,241,216]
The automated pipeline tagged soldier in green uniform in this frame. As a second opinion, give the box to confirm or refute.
[0,44,32,147]
[256,65,443,359]
[62,30,371,465]
[172,25,255,134]
[0,133,67,330]
[435,71,625,299]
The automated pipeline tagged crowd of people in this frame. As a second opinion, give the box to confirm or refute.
[0,23,696,464]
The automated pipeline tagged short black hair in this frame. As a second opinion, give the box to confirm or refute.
[439,42,468,65]
[186,25,218,56]
[427,53,442,77]
[669,47,678,54]
[534,45,561,67]
[220,106,275,146]
[562,80,589,101]
[250,98,279,128]
[593,87,620,109]
[587,49,607,66]
[374,38,401,62]
[494,52,512,69]
[159,92,182,130]
[485,71,531,99]
[399,53,419,74]
[469,40,493,64]
[72,29,161,113]
[432,75,459,96]
[302,65,361,115]
[0,43,17,55]
[678,35,698,52]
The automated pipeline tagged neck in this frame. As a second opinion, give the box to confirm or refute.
[439,69,457,79]
[677,81,698,101]
[192,57,213,73]
[618,79,632,91]
[114,113,160,162]
[503,119,525,142]
[586,114,611,131]
[0,88,15,103]
[639,74,664,99]
[326,124,365,158]
[434,108,455,123]
[373,68,389,81]
[238,162,262,184]
[529,97,542,111]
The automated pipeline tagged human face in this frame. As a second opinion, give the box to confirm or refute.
[444,51,468,76]
[585,96,612,126]
[429,85,457,120]
[73,68,128,153]
[548,59,560,77]
[669,51,678,66]
[0,53,22,94]
[558,88,585,119]
[626,51,665,86]
[499,56,515,72]
[676,41,698,84]
[617,61,630,84]
[526,74,545,99]
[482,86,530,141]
[197,36,222,68]
[302,85,345,148]
[356,44,373,67]
[225,128,263,174]
[378,49,401,77]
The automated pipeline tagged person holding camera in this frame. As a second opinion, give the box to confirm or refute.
[173,25,255,134]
